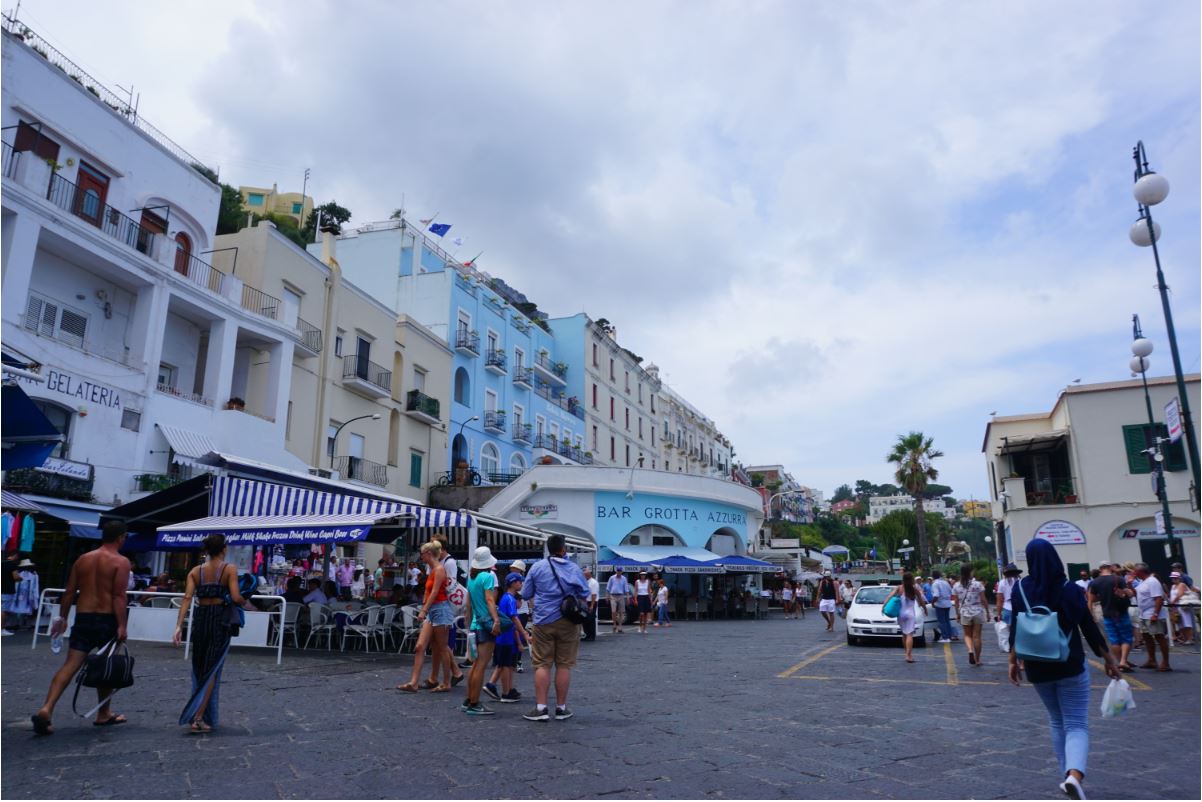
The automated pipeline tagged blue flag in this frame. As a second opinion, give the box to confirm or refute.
[870,547,877,559]
[428,223,452,237]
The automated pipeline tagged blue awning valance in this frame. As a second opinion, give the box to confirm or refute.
[1,383,63,470]
[704,555,778,573]
[156,512,414,547]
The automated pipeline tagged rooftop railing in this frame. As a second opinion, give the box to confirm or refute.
[175,250,226,295]
[241,284,281,320]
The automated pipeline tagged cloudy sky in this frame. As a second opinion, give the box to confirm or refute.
[15,1,1200,499]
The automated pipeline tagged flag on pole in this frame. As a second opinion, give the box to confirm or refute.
[451,236,464,247]
[428,223,452,237]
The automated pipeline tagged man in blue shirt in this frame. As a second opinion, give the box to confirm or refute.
[930,570,958,643]
[605,567,632,634]
[521,535,589,722]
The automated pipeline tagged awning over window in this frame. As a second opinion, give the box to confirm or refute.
[156,424,216,466]
[1,383,63,470]
[998,430,1068,455]
[155,512,414,548]
[602,545,725,573]
[26,497,105,539]
[1,489,48,513]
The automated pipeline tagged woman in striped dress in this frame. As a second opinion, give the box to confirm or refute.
[173,534,254,734]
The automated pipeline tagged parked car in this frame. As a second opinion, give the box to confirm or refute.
[845,583,937,647]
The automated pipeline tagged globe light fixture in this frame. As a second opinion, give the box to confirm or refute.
[984,536,992,544]
[1129,217,1161,247]
[1129,356,1150,375]
[1131,338,1154,358]
[1132,172,1170,206]
[902,539,910,547]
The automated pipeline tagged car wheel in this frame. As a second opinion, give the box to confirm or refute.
[915,631,927,648]
[846,633,857,646]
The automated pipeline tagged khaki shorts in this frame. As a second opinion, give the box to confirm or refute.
[609,596,627,619]
[531,616,581,669]
[1140,617,1167,637]
[960,610,988,627]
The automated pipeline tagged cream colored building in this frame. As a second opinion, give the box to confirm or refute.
[983,375,1200,577]
[238,183,313,227]
[650,370,733,479]
[212,222,451,504]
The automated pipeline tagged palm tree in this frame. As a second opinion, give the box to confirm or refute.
[886,432,944,572]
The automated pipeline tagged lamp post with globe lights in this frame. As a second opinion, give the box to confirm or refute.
[1129,141,1200,507]
[1130,314,1181,564]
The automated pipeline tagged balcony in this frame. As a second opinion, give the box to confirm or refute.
[533,353,567,386]
[405,389,441,425]
[294,316,323,357]
[341,353,391,399]
[5,461,95,502]
[483,410,507,434]
[156,383,213,407]
[485,348,508,375]
[513,422,533,444]
[46,171,158,259]
[174,251,226,297]
[531,435,592,465]
[132,472,191,493]
[332,455,389,488]
[662,437,675,450]
[455,329,480,357]
[513,367,533,389]
[2,140,18,179]
[533,382,585,420]
[241,284,281,320]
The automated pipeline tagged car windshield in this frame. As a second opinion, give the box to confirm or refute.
[854,586,894,605]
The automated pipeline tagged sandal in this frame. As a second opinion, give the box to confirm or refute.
[430,685,452,693]
[189,721,212,734]
[396,683,419,693]
[968,654,976,666]
[94,714,127,727]
[31,713,53,736]
[450,673,465,687]
[418,679,439,690]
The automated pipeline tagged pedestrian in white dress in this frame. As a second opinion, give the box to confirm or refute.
[885,573,928,663]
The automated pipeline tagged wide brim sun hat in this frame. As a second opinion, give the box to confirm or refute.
[471,546,498,571]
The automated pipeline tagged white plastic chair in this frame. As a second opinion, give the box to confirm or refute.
[147,597,173,609]
[342,606,381,652]
[280,602,302,648]
[395,605,422,654]
[373,605,398,650]
[304,603,336,650]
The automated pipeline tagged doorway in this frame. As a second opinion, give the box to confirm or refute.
[74,162,110,227]
[1138,540,1174,580]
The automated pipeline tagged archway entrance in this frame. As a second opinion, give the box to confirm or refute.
[706,527,745,557]
[451,433,468,467]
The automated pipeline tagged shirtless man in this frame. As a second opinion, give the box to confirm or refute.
[31,521,131,734]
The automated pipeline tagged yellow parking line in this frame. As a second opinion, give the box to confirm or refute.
[943,641,959,686]
[785,674,1000,687]
[777,642,845,678]
[1088,659,1151,691]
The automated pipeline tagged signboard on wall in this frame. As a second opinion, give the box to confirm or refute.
[1120,526,1200,540]
[519,503,558,520]
[1034,520,1087,545]
[1165,398,1183,443]
[36,456,92,480]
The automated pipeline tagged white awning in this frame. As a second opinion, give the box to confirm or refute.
[157,424,217,466]
[998,429,1068,455]
[1,489,47,513]
[603,545,726,573]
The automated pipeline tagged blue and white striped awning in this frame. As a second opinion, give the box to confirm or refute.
[156,512,413,547]
[156,424,216,466]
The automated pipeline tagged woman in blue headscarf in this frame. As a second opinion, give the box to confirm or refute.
[1008,538,1119,800]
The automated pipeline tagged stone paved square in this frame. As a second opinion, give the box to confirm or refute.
[2,613,1198,800]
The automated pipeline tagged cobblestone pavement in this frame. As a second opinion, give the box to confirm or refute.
[2,612,1198,799]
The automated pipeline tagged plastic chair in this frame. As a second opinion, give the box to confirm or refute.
[304,603,336,650]
[395,605,422,654]
[687,598,699,621]
[342,606,381,652]
[280,602,302,648]
[374,605,398,650]
[147,597,173,609]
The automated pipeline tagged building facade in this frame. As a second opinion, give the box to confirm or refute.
[983,375,1200,576]
[744,464,807,522]
[866,494,954,524]
[653,377,733,479]
[238,183,312,227]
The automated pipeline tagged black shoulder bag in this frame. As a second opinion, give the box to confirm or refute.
[546,558,589,625]
[72,639,135,717]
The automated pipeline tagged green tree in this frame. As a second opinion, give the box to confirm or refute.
[303,201,352,241]
[831,484,853,503]
[886,431,944,572]
[871,510,915,565]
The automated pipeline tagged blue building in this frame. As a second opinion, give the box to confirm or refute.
[327,219,591,481]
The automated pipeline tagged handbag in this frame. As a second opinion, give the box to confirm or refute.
[72,639,135,718]
[1014,580,1069,663]
[882,594,901,618]
[546,558,589,625]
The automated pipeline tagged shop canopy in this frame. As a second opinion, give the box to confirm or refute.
[156,512,415,547]
[1,383,63,470]
[28,497,106,540]
[601,545,726,574]
[1,489,48,513]
[597,555,656,570]
[465,513,596,561]
[822,545,851,556]
[704,554,778,573]
[156,424,217,467]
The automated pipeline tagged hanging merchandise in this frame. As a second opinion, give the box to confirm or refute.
[0,513,13,546]
[19,514,36,552]
[4,513,20,555]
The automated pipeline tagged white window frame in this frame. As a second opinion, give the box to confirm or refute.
[484,389,498,413]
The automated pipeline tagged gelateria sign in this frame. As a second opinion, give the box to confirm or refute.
[1034,520,1086,545]
[21,367,122,409]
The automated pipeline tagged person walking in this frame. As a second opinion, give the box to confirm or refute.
[781,582,794,619]
[953,564,988,666]
[995,563,1022,626]
[582,567,599,641]
[1086,562,1136,672]
[1169,572,1196,646]
[172,534,256,734]
[840,580,855,619]
[463,546,502,716]
[930,570,958,643]
[1133,563,1171,671]
[797,581,809,618]
[884,573,928,663]
[485,572,529,704]
[520,534,589,722]
[606,567,631,633]
[1008,538,1119,800]
[634,571,653,633]
[31,522,132,734]
[395,541,458,694]
[654,579,671,627]
[816,572,839,631]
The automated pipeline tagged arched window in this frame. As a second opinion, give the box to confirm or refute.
[453,367,471,406]
[509,453,527,475]
[480,443,500,477]
[173,232,192,275]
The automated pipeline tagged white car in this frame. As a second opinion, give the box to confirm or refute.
[846,584,937,647]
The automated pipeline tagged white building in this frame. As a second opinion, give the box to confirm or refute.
[650,367,733,480]
[866,494,954,524]
[0,21,318,582]
[984,375,1200,576]
[744,464,807,522]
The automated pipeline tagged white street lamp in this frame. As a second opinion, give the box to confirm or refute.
[1130,356,1151,375]
[1131,338,1154,358]
[1133,172,1170,206]
[1129,217,1161,247]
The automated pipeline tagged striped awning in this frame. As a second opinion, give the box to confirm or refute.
[1,489,48,513]
[156,512,414,547]
[157,424,217,466]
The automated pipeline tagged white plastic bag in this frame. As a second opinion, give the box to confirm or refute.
[994,619,1010,653]
[1100,679,1135,719]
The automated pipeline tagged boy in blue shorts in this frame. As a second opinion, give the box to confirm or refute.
[485,573,528,703]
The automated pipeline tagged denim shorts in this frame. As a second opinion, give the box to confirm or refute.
[427,601,454,627]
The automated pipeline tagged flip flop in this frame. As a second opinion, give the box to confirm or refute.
[93,714,127,727]
[450,673,465,687]
[31,714,53,736]
[188,721,212,734]
[395,683,419,693]
[1119,665,1134,673]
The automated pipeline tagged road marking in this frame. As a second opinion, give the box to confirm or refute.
[943,641,959,686]
[1088,659,1152,691]
[777,642,845,678]
[784,675,1001,687]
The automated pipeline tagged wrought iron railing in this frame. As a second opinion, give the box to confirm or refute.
[486,472,523,485]
[513,423,533,443]
[406,389,441,421]
[534,352,567,379]
[295,316,323,352]
[156,383,213,406]
[241,284,281,320]
[513,367,533,387]
[2,140,18,179]
[174,250,225,295]
[333,455,388,487]
[485,349,507,371]
[483,410,507,432]
[532,434,557,450]
[342,353,391,392]
[47,171,157,257]
[455,329,480,354]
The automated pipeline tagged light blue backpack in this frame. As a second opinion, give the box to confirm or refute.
[1014,579,1070,662]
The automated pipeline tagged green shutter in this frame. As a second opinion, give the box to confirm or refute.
[408,453,422,487]
[1162,425,1188,472]
[1122,424,1153,474]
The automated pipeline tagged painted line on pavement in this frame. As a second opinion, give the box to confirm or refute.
[942,641,959,686]
[784,674,1000,687]
[1088,658,1152,691]
[777,642,845,678]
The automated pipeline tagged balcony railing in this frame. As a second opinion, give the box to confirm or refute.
[2,140,17,178]
[332,455,388,487]
[455,329,480,355]
[341,353,391,393]
[241,284,281,320]
[483,410,507,433]
[156,383,213,407]
[405,389,441,421]
[513,423,533,444]
[4,465,95,502]
[175,251,225,295]
[47,171,157,257]
[1022,476,1079,507]
[132,472,190,493]
[486,472,523,485]
[513,367,533,388]
[295,316,323,353]
[534,353,567,380]
[485,348,508,372]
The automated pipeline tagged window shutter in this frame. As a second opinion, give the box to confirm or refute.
[58,308,87,348]
[25,295,58,338]
[1122,424,1152,474]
